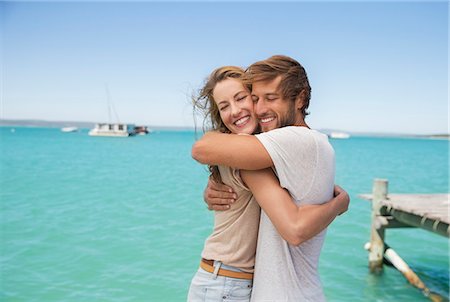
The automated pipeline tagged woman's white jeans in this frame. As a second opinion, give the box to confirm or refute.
[187,262,253,302]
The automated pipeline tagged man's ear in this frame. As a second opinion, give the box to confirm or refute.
[295,90,306,111]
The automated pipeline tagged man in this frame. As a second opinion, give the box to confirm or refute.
[192,55,348,301]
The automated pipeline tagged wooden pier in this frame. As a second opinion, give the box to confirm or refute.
[360,179,449,301]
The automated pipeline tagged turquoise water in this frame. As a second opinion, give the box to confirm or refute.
[1,127,448,301]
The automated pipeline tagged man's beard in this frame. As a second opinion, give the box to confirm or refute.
[278,101,296,128]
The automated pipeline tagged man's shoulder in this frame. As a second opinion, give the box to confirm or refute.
[256,126,326,140]
[255,127,323,157]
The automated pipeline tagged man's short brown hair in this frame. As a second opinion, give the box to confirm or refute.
[245,55,311,117]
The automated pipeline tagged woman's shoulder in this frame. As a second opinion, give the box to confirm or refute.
[218,166,251,193]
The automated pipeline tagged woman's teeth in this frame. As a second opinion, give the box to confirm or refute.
[235,116,250,126]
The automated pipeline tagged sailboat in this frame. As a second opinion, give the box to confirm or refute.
[89,85,138,137]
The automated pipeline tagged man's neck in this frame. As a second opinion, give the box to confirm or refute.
[294,116,310,129]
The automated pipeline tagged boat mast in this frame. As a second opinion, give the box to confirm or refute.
[105,84,121,124]
[105,84,112,124]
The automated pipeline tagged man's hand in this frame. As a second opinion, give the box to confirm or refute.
[204,178,237,211]
[333,185,350,215]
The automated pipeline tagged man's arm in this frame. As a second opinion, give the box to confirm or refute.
[240,168,349,246]
[192,132,273,170]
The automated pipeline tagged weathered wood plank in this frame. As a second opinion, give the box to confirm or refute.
[358,193,449,225]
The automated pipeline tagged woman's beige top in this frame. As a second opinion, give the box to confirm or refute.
[201,165,260,273]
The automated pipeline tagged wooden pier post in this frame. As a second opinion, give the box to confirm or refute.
[360,181,448,299]
[369,179,388,273]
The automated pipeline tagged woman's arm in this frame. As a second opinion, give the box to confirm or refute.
[192,132,273,170]
[240,168,348,246]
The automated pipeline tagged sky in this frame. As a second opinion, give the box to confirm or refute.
[1,1,448,134]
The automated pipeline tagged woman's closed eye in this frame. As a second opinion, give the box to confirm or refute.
[219,104,229,111]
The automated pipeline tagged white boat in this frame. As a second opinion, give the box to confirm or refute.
[89,85,144,137]
[329,132,350,139]
[88,123,136,137]
[61,127,78,133]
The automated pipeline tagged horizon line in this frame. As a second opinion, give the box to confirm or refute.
[1,118,449,137]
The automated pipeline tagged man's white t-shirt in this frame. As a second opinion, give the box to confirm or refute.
[251,126,335,302]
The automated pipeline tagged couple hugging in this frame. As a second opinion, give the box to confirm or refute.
[188,55,350,302]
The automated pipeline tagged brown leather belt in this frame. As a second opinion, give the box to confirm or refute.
[200,258,253,280]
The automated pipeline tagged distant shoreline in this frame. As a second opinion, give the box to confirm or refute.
[1,118,448,139]
[0,119,195,131]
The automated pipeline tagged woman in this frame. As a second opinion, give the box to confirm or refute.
[188,66,347,301]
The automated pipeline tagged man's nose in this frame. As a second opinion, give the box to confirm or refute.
[255,100,267,117]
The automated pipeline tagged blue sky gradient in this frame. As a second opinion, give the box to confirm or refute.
[1,1,448,134]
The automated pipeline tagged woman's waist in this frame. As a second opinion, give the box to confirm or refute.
[201,242,256,273]
[204,223,259,253]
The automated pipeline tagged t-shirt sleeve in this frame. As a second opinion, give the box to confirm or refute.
[255,127,317,190]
